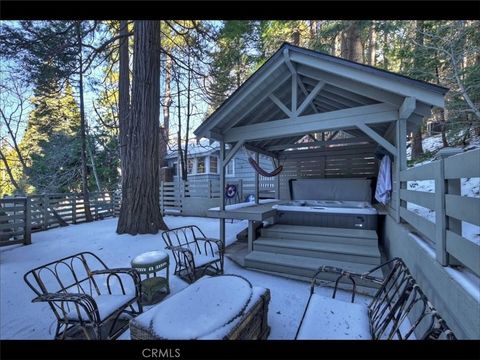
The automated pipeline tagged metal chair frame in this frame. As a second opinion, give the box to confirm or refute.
[24,251,143,340]
[161,225,224,283]
[295,258,456,340]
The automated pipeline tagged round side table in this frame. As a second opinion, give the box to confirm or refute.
[131,250,170,305]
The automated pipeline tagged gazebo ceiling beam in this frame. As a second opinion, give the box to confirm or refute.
[357,123,397,156]
[266,136,373,151]
[296,81,325,116]
[269,94,293,118]
[291,52,444,107]
[315,89,364,108]
[297,65,406,107]
[283,48,319,114]
[224,140,245,165]
[313,95,350,110]
[224,102,398,143]
[244,143,279,159]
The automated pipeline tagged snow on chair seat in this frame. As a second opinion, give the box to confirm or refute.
[296,294,371,339]
[161,225,224,283]
[129,274,271,340]
[66,294,136,321]
[23,251,143,340]
[295,258,456,340]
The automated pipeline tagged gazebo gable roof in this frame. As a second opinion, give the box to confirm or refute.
[195,43,447,144]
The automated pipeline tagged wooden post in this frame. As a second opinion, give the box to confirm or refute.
[160,182,164,216]
[24,197,31,245]
[395,118,407,223]
[255,152,260,204]
[238,179,243,202]
[434,159,448,265]
[446,173,463,267]
[94,193,99,220]
[219,141,226,269]
[248,220,255,252]
[72,194,77,224]
[42,194,49,230]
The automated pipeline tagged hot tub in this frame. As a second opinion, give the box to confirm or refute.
[272,200,378,229]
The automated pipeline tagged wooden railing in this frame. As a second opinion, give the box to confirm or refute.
[0,192,119,246]
[0,197,31,247]
[399,148,480,276]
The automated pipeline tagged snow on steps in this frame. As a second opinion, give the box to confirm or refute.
[245,224,382,289]
[253,237,381,265]
[261,224,378,246]
[244,251,382,290]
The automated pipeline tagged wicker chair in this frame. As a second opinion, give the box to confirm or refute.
[24,251,143,340]
[161,225,224,283]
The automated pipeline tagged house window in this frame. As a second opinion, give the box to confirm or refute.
[172,162,177,176]
[197,156,206,174]
[187,158,194,174]
[209,156,218,174]
[226,159,235,177]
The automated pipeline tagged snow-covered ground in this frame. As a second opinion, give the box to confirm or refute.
[0,216,369,340]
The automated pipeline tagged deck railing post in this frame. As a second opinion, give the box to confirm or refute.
[42,194,49,230]
[72,194,77,224]
[24,197,32,245]
[160,182,164,216]
[434,159,448,265]
[436,148,463,266]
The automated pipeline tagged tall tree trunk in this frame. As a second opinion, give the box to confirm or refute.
[159,54,172,169]
[175,69,187,182]
[434,63,449,148]
[182,53,192,182]
[411,20,425,160]
[119,20,130,171]
[345,21,363,62]
[367,21,376,66]
[76,22,92,222]
[292,28,300,46]
[86,137,101,192]
[117,21,168,234]
[383,28,389,69]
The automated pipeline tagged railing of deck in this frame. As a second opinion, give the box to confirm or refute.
[0,197,31,246]
[398,148,480,276]
[0,192,119,247]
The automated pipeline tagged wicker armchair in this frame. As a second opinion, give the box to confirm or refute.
[161,225,224,283]
[23,251,143,340]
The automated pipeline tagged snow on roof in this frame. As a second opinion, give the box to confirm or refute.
[166,138,220,159]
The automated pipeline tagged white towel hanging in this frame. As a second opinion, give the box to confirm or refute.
[375,155,392,205]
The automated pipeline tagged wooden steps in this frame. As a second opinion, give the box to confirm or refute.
[254,238,381,265]
[261,224,377,246]
[244,224,382,289]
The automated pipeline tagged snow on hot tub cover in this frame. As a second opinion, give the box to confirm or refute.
[148,275,253,339]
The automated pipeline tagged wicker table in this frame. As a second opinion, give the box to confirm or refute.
[130,275,270,340]
[131,250,170,305]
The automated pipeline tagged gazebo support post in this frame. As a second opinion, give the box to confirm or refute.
[255,152,260,205]
[219,140,226,265]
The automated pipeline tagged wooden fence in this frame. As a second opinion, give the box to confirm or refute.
[398,148,480,276]
[0,197,31,247]
[158,179,276,215]
[0,192,119,247]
